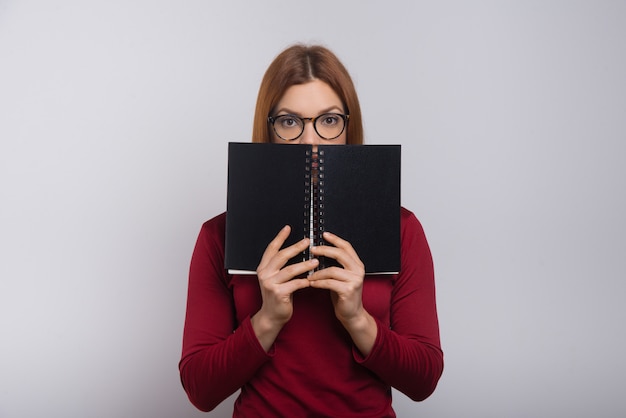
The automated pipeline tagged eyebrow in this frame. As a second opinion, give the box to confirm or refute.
[274,105,345,116]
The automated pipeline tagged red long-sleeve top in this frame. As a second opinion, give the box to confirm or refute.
[179,208,443,417]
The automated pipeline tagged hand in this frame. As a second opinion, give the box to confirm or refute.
[307,231,365,322]
[251,225,317,351]
[308,232,377,355]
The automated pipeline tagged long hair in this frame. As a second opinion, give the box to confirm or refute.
[252,44,363,144]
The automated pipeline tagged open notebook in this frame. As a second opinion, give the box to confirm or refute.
[225,142,401,275]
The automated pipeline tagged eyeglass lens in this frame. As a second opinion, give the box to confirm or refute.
[272,113,346,141]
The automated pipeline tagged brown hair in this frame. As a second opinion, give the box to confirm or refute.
[252,44,363,144]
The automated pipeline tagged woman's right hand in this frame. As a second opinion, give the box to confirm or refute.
[250,225,317,351]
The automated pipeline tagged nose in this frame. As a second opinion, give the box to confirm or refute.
[299,120,320,151]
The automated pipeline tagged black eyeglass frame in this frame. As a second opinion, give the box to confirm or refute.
[267,113,350,141]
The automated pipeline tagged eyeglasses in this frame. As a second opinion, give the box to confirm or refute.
[268,113,349,141]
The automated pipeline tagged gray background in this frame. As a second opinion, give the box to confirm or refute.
[1,1,625,417]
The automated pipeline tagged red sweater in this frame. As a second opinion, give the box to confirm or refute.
[179,208,443,417]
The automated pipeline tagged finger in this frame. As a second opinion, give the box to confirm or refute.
[310,240,364,273]
[308,266,350,283]
[282,277,313,293]
[258,226,310,271]
[258,225,292,270]
[264,237,311,274]
[272,258,319,283]
[310,246,357,272]
[307,275,353,293]
[321,232,360,260]
[308,268,363,300]
[310,244,343,260]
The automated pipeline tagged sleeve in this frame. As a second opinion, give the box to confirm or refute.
[355,208,444,401]
[178,216,272,412]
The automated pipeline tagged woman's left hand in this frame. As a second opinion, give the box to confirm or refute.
[308,231,377,355]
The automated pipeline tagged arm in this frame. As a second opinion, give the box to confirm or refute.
[179,218,314,412]
[308,209,443,401]
[356,209,444,401]
[179,216,269,412]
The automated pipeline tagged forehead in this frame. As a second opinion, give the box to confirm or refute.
[276,79,343,114]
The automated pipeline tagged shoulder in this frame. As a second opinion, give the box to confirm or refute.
[191,212,229,280]
[399,206,432,261]
[400,206,426,235]
[396,206,434,283]
[400,206,415,222]
[200,212,227,237]
[193,212,228,257]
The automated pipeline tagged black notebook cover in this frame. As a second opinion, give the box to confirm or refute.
[225,143,401,275]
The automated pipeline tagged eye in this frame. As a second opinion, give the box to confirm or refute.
[277,115,301,129]
[319,114,340,126]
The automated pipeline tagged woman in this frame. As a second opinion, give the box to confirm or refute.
[179,44,443,417]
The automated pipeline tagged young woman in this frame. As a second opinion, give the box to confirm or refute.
[179,44,443,417]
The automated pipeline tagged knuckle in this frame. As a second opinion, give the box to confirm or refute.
[256,268,272,282]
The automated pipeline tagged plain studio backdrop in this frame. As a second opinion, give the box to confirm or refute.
[1,1,625,417]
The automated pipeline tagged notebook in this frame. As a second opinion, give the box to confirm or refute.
[225,142,401,275]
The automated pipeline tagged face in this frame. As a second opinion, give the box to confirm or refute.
[271,79,347,150]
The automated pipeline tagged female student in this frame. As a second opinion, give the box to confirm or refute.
[179,44,443,417]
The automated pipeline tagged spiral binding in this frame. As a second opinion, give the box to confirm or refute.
[315,150,326,268]
[317,150,325,247]
[304,149,312,263]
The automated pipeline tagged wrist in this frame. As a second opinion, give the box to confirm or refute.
[251,311,285,352]
[339,309,372,333]
[339,310,377,357]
